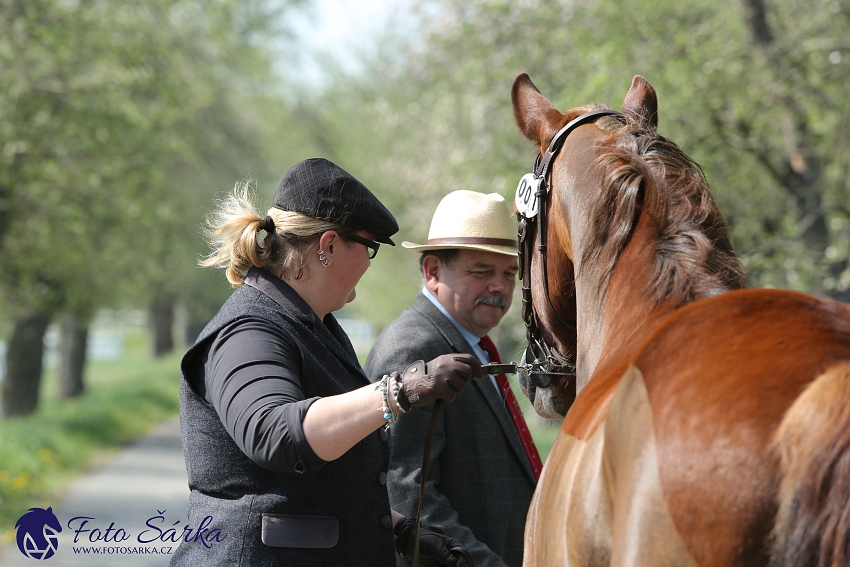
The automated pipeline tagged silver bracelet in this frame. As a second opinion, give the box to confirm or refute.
[375,374,397,427]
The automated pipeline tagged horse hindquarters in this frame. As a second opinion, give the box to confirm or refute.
[770,361,850,567]
[603,366,698,567]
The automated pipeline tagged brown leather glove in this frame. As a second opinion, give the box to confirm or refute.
[395,354,483,412]
[394,517,469,567]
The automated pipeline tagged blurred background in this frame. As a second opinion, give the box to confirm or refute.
[0,0,847,533]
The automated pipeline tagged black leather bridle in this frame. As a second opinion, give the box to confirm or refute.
[516,109,623,389]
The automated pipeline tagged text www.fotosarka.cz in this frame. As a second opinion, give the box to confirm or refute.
[72,545,174,555]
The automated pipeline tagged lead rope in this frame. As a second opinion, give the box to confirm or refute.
[411,399,474,567]
[412,399,442,567]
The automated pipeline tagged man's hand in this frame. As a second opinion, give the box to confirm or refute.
[396,354,482,411]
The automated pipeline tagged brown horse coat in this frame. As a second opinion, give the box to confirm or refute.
[512,74,850,567]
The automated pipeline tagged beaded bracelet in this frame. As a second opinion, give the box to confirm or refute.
[390,372,408,413]
[375,374,397,427]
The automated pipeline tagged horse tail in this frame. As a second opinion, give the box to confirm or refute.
[769,360,850,567]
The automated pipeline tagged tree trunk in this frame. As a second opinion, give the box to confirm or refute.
[150,296,174,357]
[1,310,51,419]
[59,313,88,400]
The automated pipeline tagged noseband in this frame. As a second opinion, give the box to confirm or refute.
[515,109,622,389]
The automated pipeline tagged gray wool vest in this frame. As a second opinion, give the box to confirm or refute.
[170,269,395,567]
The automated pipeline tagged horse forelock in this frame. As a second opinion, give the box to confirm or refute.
[574,115,749,308]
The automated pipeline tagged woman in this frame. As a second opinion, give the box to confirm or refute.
[171,158,481,566]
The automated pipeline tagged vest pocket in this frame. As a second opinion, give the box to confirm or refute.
[261,514,339,548]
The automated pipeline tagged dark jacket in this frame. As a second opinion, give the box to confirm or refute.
[364,292,536,567]
[171,268,395,567]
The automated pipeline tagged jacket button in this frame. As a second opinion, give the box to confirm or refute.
[380,515,393,530]
[378,471,387,485]
[378,428,388,442]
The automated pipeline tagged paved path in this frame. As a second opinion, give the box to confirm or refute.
[1,416,189,566]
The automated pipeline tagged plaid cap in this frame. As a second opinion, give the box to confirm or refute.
[273,158,399,245]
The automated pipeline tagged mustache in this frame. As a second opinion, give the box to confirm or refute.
[474,295,508,308]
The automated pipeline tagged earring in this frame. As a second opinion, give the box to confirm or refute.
[318,249,330,268]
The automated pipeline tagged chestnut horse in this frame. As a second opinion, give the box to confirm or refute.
[511,73,850,567]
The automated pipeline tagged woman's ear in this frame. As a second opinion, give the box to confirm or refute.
[318,230,337,255]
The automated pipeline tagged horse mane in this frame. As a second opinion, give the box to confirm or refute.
[580,109,749,308]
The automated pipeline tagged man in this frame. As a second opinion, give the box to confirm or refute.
[365,190,541,567]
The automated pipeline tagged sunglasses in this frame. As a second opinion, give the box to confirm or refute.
[346,234,380,259]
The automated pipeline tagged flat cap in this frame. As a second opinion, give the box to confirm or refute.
[274,158,398,245]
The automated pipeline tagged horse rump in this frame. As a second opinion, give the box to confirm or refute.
[770,360,850,567]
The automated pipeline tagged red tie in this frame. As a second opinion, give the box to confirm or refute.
[478,335,543,480]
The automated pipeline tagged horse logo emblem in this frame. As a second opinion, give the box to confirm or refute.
[15,507,62,560]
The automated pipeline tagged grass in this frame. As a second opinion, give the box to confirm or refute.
[0,331,181,541]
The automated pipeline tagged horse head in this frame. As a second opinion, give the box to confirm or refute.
[515,220,578,420]
[513,162,579,419]
[511,73,636,418]
[511,73,745,419]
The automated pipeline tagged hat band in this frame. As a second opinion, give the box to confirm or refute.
[426,237,517,247]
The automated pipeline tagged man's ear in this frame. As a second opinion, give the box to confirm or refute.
[421,254,442,293]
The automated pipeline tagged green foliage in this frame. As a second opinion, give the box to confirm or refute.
[0,344,181,536]
[1,0,844,362]
[0,0,308,322]
[303,0,849,338]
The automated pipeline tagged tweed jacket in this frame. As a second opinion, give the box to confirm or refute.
[172,268,395,567]
[364,292,536,567]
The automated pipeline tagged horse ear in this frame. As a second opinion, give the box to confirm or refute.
[512,73,563,145]
[622,75,658,128]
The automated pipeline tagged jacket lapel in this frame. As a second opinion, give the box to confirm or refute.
[413,293,537,482]
[412,293,475,356]
[315,314,370,385]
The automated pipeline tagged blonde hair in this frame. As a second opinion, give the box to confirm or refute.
[200,180,350,286]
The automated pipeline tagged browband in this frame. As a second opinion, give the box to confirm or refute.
[534,109,623,178]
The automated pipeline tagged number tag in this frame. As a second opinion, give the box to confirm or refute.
[514,173,541,218]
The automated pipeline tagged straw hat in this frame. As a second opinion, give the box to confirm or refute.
[402,190,517,256]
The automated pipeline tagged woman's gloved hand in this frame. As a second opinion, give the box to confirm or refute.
[395,354,482,412]
[394,517,469,567]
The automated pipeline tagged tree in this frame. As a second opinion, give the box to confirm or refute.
[0,0,308,416]
[305,0,848,344]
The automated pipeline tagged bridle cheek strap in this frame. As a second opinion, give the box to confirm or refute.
[518,109,623,384]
